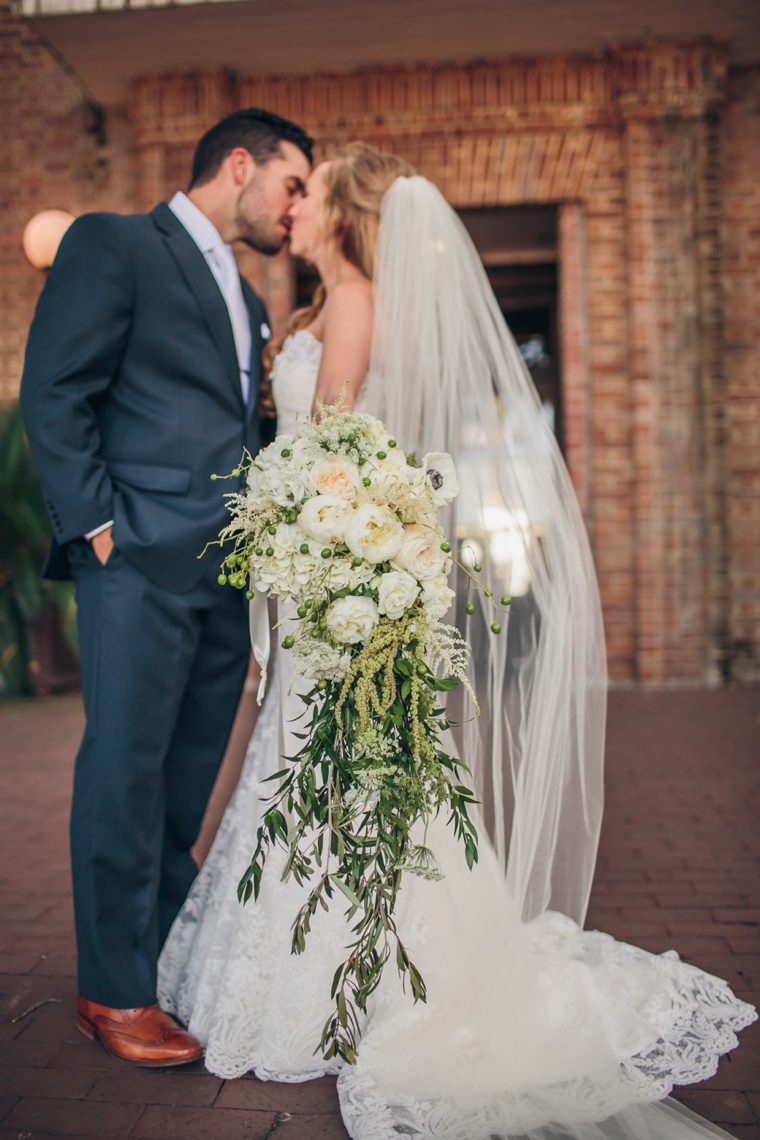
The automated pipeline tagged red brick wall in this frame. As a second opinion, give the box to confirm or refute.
[2,17,758,685]
[0,0,137,403]
[721,69,760,682]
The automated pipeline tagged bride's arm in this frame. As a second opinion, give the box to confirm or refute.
[312,280,373,414]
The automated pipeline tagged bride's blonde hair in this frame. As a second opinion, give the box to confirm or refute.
[260,143,415,401]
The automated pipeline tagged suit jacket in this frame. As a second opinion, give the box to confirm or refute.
[20,203,267,593]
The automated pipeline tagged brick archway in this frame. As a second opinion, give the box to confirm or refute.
[129,44,730,684]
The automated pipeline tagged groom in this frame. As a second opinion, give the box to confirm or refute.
[21,108,312,1065]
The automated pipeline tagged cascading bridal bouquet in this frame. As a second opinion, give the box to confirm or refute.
[214,406,508,1063]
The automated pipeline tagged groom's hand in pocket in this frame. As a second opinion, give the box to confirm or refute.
[91,527,114,566]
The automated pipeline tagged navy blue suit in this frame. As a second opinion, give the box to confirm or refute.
[21,203,265,1007]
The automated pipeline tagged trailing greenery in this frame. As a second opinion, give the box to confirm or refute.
[215,405,510,1064]
[237,606,478,1064]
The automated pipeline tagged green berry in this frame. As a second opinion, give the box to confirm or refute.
[280,448,291,458]
[245,590,253,600]
[473,562,482,573]
[358,456,366,466]
[346,432,356,443]
[352,556,363,567]
[297,605,308,618]
[501,595,512,606]
[232,468,241,477]
[311,627,321,639]
[305,598,314,609]
[266,547,274,557]
[282,635,295,649]
[317,678,328,691]
[309,611,319,623]
[217,574,227,585]
[484,588,493,598]
[268,525,277,535]
[440,541,451,553]
[388,439,397,448]
[491,622,502,635]
[362,476,371,487]
[300,543,310,555]
[318,617,327,630]
[210,473,218,481]
[376,450,387,460]
[255,547,263,557]
[321,548,332,559]
[416,661,428,676]
[466,602,475,615]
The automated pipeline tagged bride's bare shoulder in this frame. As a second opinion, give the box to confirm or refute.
[323,278,374,332]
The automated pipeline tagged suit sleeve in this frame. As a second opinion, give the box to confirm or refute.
[20,213,134,545]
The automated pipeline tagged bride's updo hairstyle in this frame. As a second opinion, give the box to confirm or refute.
[260,143,415,402]
[321,142,415,279]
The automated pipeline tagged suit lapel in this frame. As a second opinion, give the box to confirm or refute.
[242,278,266,424]
[151,203,243,410]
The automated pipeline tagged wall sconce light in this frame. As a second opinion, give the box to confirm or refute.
[23,210,76,270]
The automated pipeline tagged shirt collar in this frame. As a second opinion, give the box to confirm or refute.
[168,191,225,255]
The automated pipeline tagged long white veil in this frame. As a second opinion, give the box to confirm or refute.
[339,172,754,1140]
[363,176,607,927]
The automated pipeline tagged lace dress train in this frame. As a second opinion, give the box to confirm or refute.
[158,331,755,1140]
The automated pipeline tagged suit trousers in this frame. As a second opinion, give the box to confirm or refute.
[67,539,250,1008]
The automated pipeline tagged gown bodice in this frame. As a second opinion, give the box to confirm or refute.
[270,329,323,437]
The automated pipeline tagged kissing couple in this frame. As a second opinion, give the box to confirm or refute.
[22,107,755,1140]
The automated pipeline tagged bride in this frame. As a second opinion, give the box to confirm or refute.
[158,144,755,1140]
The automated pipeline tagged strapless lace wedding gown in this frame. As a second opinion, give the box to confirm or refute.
[158,330,755,1140]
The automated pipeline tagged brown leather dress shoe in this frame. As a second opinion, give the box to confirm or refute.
[77,996,203,1067]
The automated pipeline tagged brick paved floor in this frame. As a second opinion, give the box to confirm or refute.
[0,686,758,1140]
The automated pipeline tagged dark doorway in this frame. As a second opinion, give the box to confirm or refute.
[293,204,562,449]
[457,206,562,453]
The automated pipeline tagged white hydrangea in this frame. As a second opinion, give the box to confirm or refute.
[421,574,456,622]
[291,637,352,682]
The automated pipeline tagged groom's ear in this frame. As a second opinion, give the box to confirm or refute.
[228,147,255,186]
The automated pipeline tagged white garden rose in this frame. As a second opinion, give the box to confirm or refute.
[309,457,360,501]
[377,569,420,621]
[421,452,459,507]
[392,524,447,581]
[344,504,404,565]
[421,573,456,622]
[298,495,355,544]
[326,595,380,645]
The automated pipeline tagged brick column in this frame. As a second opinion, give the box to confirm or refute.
[616,43,728,685]
[558,203,592,530]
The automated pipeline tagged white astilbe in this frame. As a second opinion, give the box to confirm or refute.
[426,621,479,713]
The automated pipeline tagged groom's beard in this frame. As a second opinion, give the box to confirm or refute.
[235,201,290,256]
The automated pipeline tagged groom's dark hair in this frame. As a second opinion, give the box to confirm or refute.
[189,108,313,188]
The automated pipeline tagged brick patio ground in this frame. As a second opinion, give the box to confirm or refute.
[0,686,758,1140]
